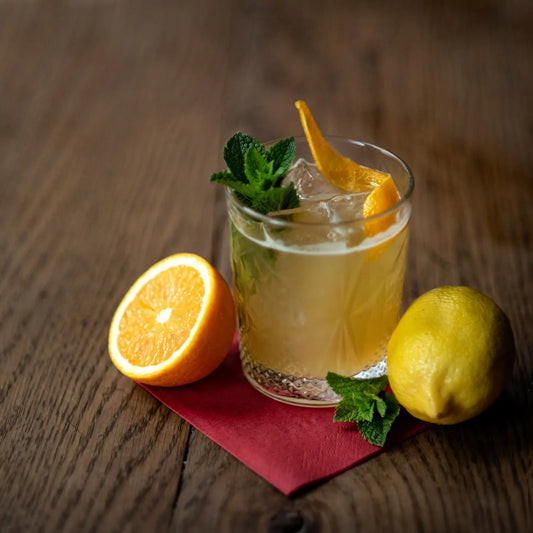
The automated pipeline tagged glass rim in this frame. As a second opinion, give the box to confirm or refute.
[225,136,414,229]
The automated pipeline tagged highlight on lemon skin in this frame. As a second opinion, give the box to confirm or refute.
[108,253,236,387]
[387,286,515,425]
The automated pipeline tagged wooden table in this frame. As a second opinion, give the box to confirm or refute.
[1,1,530,531]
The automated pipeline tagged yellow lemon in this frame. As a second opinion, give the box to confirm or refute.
[387,286,515,424]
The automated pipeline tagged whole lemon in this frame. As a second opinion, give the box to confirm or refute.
[387,286,515,424]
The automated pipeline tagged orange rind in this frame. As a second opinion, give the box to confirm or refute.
[363,176,401,261]
[363,176,399,238]
[295,100,388,191]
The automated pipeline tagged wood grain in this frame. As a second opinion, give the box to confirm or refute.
[0,1,531,532]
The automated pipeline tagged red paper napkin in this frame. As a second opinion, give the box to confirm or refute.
[141,336,429,495]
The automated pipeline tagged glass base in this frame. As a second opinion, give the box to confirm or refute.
[240,349,388,408]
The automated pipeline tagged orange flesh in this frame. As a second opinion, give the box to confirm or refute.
[117,266,205,366]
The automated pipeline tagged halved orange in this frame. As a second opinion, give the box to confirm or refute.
[108,254,235,387]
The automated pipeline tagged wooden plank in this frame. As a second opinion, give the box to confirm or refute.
[0,1,232,531]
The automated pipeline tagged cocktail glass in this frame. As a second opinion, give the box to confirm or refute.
[226,137,414,407]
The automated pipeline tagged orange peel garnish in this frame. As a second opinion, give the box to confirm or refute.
[295,100,402,260]
[363,176,399,237]
[363,176,402,261]
[295,100,388,191]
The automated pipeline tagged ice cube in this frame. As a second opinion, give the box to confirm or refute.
[322,191,370,223]
[273,192,369,224]
[265,158,372,249]
[284,158,347,200]
[271,199,331,224]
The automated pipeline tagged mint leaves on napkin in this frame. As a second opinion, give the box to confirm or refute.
[327,373,400,447]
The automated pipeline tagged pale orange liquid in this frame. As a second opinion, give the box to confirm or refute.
[230,221,409,378]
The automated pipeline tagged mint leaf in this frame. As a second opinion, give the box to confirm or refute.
[384,392,401,419]
[210,170,234,183]
[327,372,387,398]
[209,172,257,202]
[211,132,299,214]
[326,372,362,396]
[327,372,400,447]
[358,417,391,447]
[223,133,267,183]
[251,182,299,213]
[375,395,387,417]
[333,394,376,423]
[267,138,296,185]
[356,397,376,422]
[359,393,400,446]
[333,398,358,423]
[244,146,274,188]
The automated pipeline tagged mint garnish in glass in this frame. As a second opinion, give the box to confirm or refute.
[210,132,299,214]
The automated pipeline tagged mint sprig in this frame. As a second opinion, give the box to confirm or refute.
[326,373,400,447]
[210,133,299,214]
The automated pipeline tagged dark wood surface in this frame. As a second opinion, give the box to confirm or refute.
[1,1,531,532]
